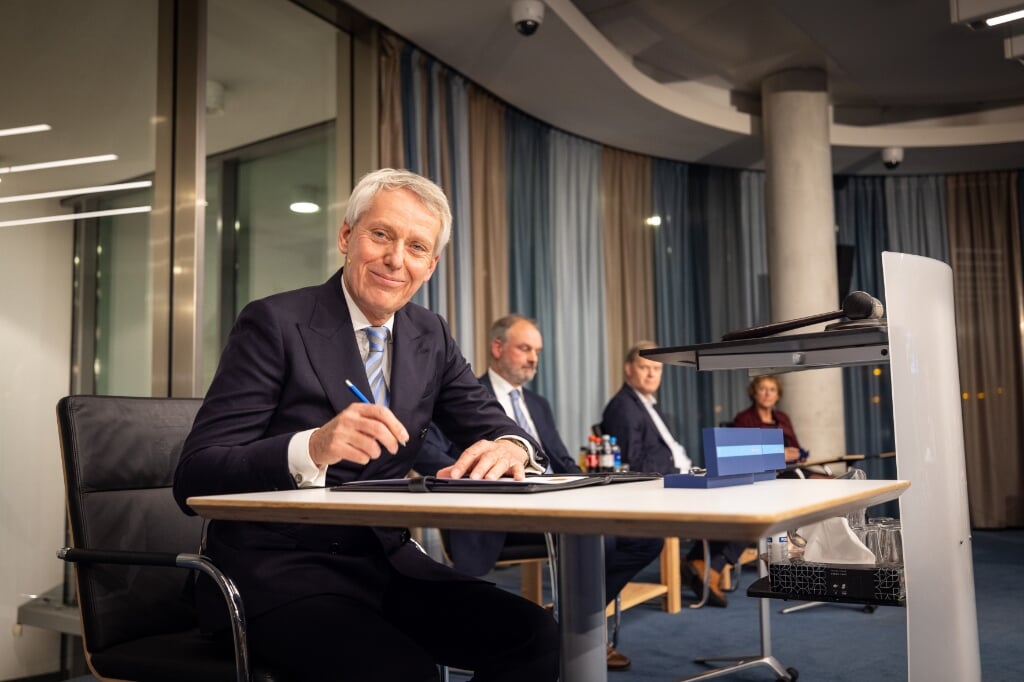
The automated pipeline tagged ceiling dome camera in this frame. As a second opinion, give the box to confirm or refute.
[881,146,904,170]
[511,0,545,36]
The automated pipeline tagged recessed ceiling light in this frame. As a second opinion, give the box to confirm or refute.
[0,154,118,174]
[289,201,320,214]
[0,123,51,137]
[0,205,150,229]
[0,180,152,204]
[987,8,1024,25]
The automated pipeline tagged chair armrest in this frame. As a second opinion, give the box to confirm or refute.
[58,548,252,682]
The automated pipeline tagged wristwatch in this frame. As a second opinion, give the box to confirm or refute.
[500,437,531,467]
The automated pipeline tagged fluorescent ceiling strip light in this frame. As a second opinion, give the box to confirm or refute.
[0,153,118,174]
[0,180,152,204]
[0,205,151,228]
[0,124,51,137]
[987,8,1024,24]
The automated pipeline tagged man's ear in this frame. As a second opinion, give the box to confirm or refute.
[490,337,503,360]
[338,222,351,256]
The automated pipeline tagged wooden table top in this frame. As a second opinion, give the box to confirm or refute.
[189,477,909,541]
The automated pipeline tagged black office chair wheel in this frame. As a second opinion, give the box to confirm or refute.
[779,667,798,681]
[862,604,877,614]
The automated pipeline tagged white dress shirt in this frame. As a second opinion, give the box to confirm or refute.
[631,387,692,472]
[287,275,395,487]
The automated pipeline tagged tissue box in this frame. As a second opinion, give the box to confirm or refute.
[768,558,905,605]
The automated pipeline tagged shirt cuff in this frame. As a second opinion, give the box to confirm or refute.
[496,435,545,475]
[288,428,328,487]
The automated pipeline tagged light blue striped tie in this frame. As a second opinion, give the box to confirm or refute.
[509,389,536,438]
[364,326,389,407]
[510,389,550,472]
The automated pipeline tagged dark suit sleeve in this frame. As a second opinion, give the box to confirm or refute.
[601,387,671,474]
[412,423,459,476]
[601,389,635,465]
[416,315,546,471]
[174,297,299,513]
[525,391,581,474]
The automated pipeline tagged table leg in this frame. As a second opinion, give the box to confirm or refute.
[682,538,795,681]
[557,533,606,682]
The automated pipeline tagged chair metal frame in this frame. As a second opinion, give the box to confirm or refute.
[55,395,269,682]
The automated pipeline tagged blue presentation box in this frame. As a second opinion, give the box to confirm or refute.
[664,427,785,489]
[704,427,784,477]
[664,472,755,488]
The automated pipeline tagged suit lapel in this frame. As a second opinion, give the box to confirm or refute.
[297,271,363,415]
[479,373,496,398]
[389,307,432,426]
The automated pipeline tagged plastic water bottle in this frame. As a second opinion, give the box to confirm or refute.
[611,436,622,472]
[600,435,614,473]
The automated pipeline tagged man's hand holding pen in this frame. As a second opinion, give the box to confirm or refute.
[309,402,410,467]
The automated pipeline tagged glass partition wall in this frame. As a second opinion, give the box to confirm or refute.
[65,0,356,396]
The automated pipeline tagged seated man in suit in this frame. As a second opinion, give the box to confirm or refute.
[174,169,559,681]
[601,341,747,608]
[416,314,663,672]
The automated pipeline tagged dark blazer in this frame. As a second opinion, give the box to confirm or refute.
[600,383,679,475]
[416,373,580,576]
[173,270,538,625]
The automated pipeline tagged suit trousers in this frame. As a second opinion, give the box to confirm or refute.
[247,564,560,681]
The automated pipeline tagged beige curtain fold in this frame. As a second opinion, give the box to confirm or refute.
[946,171,1024,528]
[601,147,654,381]
[467,88,508,372]
[378,32,404,169]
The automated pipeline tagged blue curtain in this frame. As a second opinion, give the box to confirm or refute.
[651,159,712,460]
[398,45,448,313]
[445,77,474,349]
[834,176,895,502]
[706,167,770,426]
[885,176,949,262]
[548,131,606,451]
[506,110,554,396]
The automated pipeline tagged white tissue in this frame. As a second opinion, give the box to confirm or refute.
[797,517,875,565]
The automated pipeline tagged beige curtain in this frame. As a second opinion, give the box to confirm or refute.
[947,171,1024,528]
[601,147,654,382]
[468,88,508,372]
[378,32,404,169]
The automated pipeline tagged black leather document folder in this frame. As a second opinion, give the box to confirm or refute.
[332,472,661,494]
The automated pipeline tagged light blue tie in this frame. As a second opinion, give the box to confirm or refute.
[364,326,389,407]
[510,389,550,472]
[509,389,536,438]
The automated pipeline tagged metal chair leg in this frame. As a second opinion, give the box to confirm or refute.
[689,538,711,609]
[544,532,559,616]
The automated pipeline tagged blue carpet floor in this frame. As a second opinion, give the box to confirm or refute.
[66,529,1022,681]
[474,528,1023,681]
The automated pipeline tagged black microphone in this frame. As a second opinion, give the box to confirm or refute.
[721,291,883,342]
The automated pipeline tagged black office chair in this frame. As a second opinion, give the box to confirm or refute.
[55,395,285,682]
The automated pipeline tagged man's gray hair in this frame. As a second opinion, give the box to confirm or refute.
[344,168,453,254]
[625,340,657,365]
[488,314,539,344]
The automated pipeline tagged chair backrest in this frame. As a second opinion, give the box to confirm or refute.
[57,395,204,654]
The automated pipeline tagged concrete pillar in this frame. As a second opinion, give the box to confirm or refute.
[761,69,845,460]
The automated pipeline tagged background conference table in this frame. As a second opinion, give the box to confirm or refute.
[189,477,908,682]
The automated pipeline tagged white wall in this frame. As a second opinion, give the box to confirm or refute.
[0,223,73,677]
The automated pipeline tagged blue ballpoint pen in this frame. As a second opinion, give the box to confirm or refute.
[345,379,371,404]
[345,379,407,447]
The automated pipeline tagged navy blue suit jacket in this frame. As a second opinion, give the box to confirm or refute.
[416,373,580,575]
[173,270,538,624]
[600,383,679,475]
